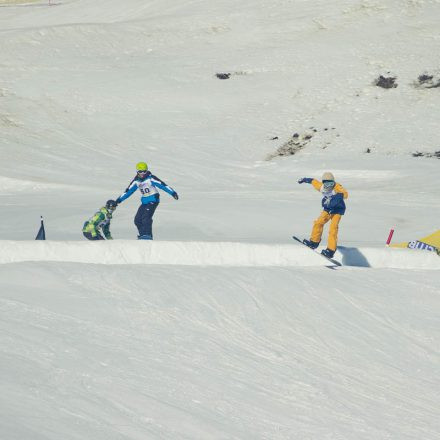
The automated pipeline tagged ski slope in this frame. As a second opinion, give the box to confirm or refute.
[1,0,440,439]
[2,261,440,440]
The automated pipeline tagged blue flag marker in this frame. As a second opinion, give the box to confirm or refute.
[35,216,46,240]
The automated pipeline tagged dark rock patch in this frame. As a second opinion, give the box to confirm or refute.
[216,73,231,80]
[266,127,339,160]
[412,151,440,159]
[414,73,440,89]
[266,132,314,160]
[375,75,398,89]
[419,74,433,83]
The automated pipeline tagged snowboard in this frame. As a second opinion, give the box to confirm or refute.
[292,236,342,266]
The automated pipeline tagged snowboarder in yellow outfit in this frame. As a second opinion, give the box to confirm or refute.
[298,172,348,258]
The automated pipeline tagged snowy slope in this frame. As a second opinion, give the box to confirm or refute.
[1,0,440,439]
[1,0,440,243]
[2,262,440,440]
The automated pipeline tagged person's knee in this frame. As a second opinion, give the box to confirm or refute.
[314,218,325,228]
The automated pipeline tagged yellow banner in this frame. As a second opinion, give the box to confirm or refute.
[391,230,440,251]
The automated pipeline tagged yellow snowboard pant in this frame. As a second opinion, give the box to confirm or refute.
[311,211,342,251]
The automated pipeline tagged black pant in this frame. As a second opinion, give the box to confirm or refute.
[134,202,158,237]
[83,231,104,240]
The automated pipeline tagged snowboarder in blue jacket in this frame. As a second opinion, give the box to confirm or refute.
[116,162,178,240]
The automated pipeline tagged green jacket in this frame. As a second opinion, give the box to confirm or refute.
[83,207,113,239]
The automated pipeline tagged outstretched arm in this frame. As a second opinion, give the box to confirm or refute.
[117,182,138,204]
[151,175,178,199]
[299,178,322,191]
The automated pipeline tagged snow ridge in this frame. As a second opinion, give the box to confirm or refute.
[0,240,438,269]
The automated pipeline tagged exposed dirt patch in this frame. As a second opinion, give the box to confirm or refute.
[375,75,398,89]
[412,151,440,159]
[266,127,338,160]
[266,132,314,160]
[215,73,231,80]
[413,73,440,89]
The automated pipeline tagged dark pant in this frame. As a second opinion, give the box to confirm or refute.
[134,202,158,238]
[83,231,104,240]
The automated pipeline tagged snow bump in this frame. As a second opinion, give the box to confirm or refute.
[0,241,438,269]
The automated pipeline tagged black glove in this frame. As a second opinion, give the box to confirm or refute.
[173,192,179,200]
[298,177,313,184]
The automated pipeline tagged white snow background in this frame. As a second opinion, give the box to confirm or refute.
[1,0,440,439]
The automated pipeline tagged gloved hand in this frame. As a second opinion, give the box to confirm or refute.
[115,198,121,205]
[298,177,313,184]
[173,192,179,200]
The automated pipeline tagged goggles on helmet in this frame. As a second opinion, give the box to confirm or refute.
[322,180,335,189]
[137,170,148,175]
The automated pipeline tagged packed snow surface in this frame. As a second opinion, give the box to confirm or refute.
[1,240,439,269]
[1,0,440,439]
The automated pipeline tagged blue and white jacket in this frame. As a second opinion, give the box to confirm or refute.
[117,171,177,205]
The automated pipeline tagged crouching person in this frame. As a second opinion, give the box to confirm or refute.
[82,200,118,240]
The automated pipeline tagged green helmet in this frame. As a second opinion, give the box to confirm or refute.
[136,162,148,171]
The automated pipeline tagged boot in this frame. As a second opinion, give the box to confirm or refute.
[303,239,319,249]
[321,248,335,258]
[138,234,153,240]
